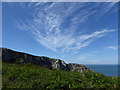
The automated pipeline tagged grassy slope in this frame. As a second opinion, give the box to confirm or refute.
[2,62,120,89]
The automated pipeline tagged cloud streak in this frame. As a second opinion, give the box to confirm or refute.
[107,46,118,50]
[16,2,117,53]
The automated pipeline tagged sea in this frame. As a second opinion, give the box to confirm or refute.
[84,64,119,77]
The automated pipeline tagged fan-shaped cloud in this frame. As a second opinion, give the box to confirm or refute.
[16,2,117,53]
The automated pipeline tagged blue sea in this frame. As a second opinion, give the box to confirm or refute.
[84,65,119,77]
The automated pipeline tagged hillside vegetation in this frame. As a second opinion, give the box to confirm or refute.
[2,62,120,89]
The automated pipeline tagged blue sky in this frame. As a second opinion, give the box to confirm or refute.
[2,2,118,64]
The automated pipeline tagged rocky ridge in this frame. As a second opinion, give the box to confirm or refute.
[0,48,91,72]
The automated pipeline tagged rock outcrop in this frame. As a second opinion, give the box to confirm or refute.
[0,48,91,72]
[67,63,91,72]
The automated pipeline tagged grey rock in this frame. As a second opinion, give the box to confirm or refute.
[67,63,91,72]
[0,48,91,72]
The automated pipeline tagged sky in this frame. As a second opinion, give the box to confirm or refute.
[2,2,118,64]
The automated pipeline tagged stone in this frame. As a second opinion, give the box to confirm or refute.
[0,48,91,72]
[67,63,91,72]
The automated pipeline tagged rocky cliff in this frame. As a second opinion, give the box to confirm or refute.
[0,48,91,72]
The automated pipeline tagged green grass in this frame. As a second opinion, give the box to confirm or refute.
[2,62,120,89]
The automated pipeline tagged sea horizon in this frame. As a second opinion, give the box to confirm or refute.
[85,64,119,77]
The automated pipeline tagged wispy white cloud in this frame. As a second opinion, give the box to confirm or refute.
[96,2,117,16]
[107,46,118,50]
[3,0,119,2]
[16,2,117,53]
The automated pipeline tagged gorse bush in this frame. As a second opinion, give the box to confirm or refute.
[2,62,120,89]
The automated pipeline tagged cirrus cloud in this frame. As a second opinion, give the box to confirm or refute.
[107,46,118,50]
[16,2,117,53]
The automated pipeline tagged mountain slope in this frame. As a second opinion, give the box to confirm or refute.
[2,62,119,88]
[1,48,119,88]
[1,48,91,72]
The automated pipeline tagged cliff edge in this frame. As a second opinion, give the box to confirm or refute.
[0,48,91,72]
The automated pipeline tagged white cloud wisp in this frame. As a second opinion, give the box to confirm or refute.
[16,2,117,53]
[107,46,118,50]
